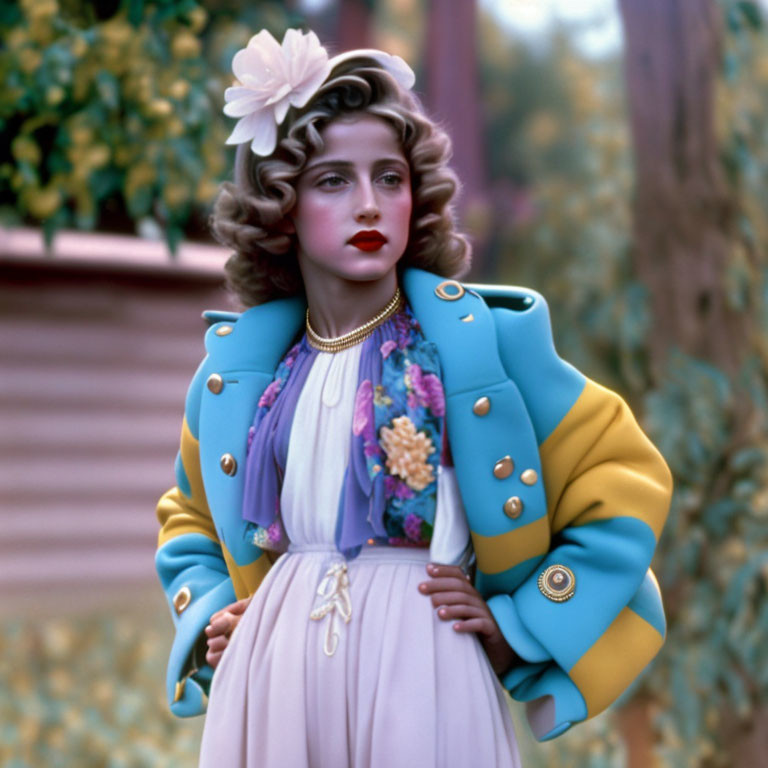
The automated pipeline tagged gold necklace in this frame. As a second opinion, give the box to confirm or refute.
[306,287,403,353]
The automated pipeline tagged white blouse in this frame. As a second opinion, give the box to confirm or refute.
[280,344,470,564]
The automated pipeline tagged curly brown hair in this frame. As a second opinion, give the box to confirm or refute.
[210,56,471,307]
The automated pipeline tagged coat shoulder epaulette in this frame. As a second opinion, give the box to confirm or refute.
[202,309,242,326]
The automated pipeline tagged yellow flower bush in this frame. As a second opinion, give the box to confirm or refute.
[0,1,290,250]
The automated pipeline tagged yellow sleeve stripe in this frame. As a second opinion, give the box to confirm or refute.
[471,515,550,575]
[569,605,664,718]
[157,417,217,548]
[539,379,672,540]
[221,545,272,601]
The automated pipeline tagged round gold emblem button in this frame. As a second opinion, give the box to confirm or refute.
[538,565,576,602]
[473,396,491,416]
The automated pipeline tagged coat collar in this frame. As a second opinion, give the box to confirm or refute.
[210,269,507,391]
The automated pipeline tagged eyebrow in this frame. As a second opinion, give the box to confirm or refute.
[302,157,409,174]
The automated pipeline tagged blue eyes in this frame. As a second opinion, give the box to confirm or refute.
[318,174,347,188]
[316,172,404,189]
[380,172,403,187]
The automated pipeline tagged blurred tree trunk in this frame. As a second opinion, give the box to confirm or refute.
[337,0,373,50]
[619,0,747,378]
[619,2,763,766]
[424,0,488,273]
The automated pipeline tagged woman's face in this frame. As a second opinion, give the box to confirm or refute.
[291,114,412,286]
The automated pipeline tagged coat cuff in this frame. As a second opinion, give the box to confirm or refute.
[487,593,551,663]
[164,574,236,717]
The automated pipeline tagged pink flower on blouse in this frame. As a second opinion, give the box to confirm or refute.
[353,379,374,439]
[266,520,283,544]
[404,513,423,542]
[380,339,397,359]
[258,378,282,408]
[284,342,301,369]
[407,364,446,416]
[385,475,415,499]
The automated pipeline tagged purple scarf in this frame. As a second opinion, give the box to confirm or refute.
[241,306,445,558]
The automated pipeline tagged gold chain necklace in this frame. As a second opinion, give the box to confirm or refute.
[306,287,403,353]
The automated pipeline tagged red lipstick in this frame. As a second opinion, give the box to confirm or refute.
[348,230,387,252]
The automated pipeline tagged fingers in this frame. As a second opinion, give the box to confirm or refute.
[435,603,487,622]
[204,598,254,669]
[206,635,229,654]
[426,563,470,579]
[419,577,473,594]
[228,596,252,615]
[426,589,483,609]
[205,614,233,639]
[209,596,252,624]
[450,617,495,636]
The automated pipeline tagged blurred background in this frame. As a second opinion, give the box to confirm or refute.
[1,0,768,765]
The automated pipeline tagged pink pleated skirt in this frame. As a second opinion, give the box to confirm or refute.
[199,545,521,768]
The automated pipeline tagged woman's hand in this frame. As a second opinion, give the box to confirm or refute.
[204,596,252,668]
[419,563,519,676]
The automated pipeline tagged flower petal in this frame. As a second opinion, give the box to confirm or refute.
[249,114,277,156]
[224,92,269,117]
[264,82,292,108]
[235,30,283,79]
[224,107,276,152]
[272,96,292,125]
[289,60,332,109]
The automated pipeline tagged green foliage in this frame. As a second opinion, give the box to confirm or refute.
[478,2,768,766]
[0,599,202,767]
[0,0,291,251]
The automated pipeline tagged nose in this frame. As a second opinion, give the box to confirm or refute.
[354,180,380,225]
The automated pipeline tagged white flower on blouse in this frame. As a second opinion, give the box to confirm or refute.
[223,29,332,156]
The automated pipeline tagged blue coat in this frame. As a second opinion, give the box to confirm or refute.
[156,267,672,741]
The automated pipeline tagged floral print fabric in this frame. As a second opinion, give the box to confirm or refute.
[241,304,445,557]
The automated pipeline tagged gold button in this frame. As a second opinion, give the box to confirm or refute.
[493,456,514,479]
[521,469,538,486]
[206,373,224,394]
[173,586,192,615]
[173,679,186,703]
[435,279,465,301]
[215,325,234,336]
[473,396,491,416]
[538,564,576,602]
[503,496,523,519]
[220,453,237,476]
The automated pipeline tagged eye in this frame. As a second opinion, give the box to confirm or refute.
[378,171,404,187]
[317,173,347,189]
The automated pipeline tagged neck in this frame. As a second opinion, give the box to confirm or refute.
[302,271,399,338]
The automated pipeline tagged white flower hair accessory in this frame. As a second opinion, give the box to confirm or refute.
[223,28,416,157]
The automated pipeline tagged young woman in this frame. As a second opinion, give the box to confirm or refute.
[155,29,672,767]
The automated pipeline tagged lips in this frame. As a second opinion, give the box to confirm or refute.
[348,230,388,252]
